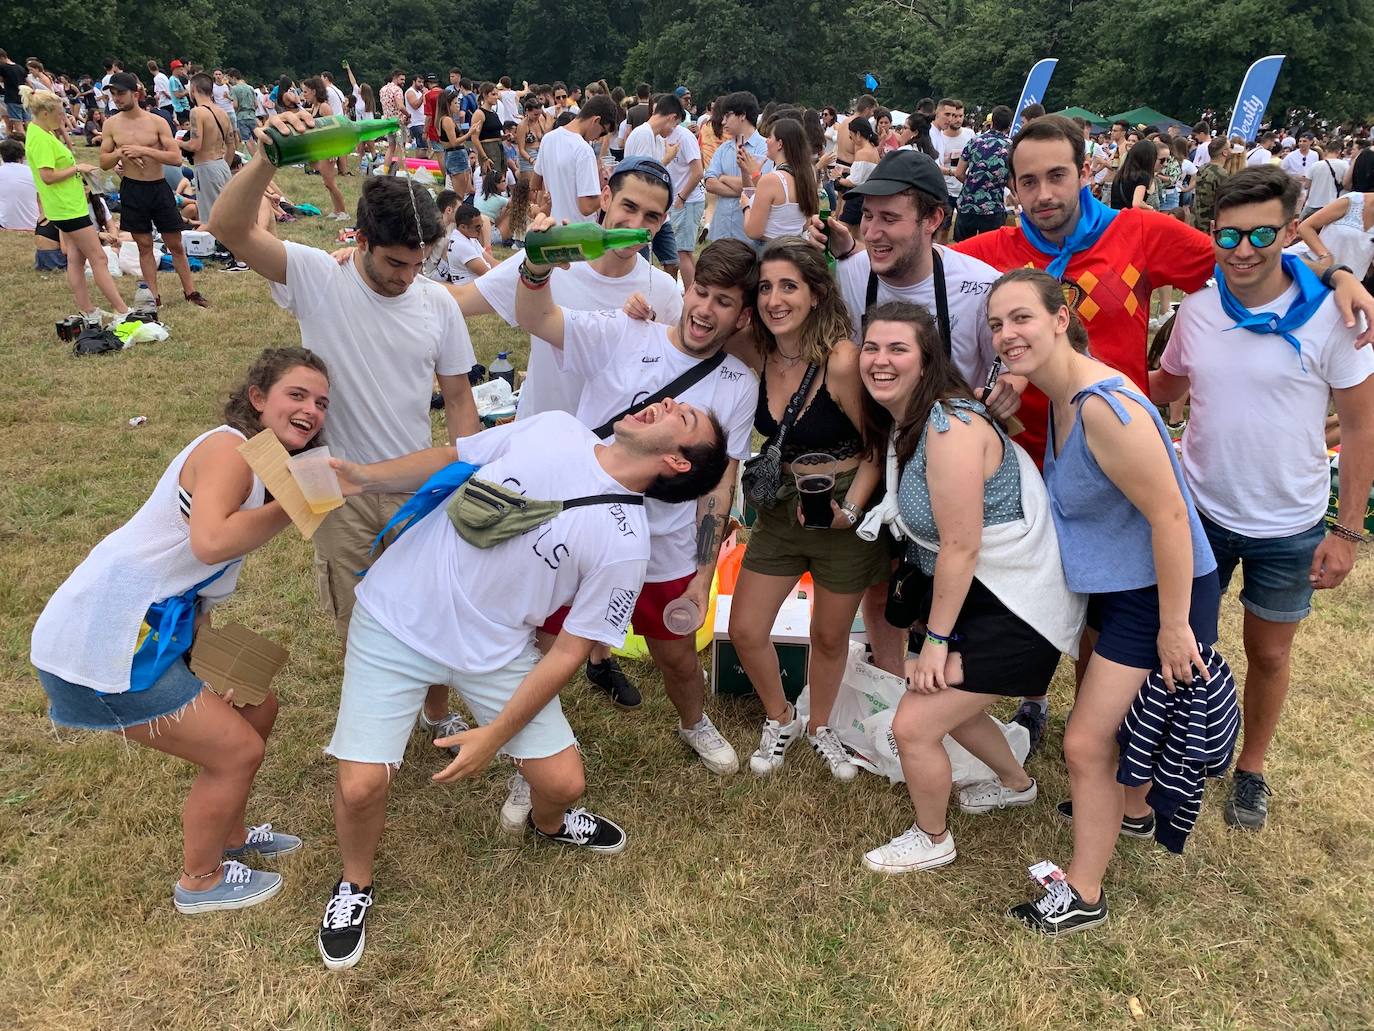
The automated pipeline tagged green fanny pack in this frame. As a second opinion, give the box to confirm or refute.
[446,475,643,548]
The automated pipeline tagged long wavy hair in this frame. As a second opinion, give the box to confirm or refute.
[769,117,819,219]
[754,236,854,370]
[858,301,976,468]
[223,347,330,450]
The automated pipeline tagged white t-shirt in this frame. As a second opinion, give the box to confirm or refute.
[836,245,1000,388]
[624,121,665,162]
[557,311,757,581]
[153,73,171,107]
[212,82,235,115]
[0,162,39,230]
[1245,146,1271,167]
[355,413,650,673]
[1306,158,1349,209]
[1162,282,1374,537]
[1191,142,1211,167]
[476,251,682,420]
[1280,148,1317,181]
[535,125,602,224]
[496,89,521,126]
[666,123,704,203]
[326,83,349,120]
[269,241,476,465]
[445,230,487,284]
[930,128,973,197]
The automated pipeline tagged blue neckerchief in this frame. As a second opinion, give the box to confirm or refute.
[1019,186,1119,281]
[129,563,236,692]
[358,461,480,573]
[1214,254,1330,372]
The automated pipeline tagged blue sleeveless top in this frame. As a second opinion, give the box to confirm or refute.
[897,398,1023,576]
[1042,377,1216,594]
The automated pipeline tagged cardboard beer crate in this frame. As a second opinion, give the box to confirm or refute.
[1328,453,1374,534]
[709,592,811,702]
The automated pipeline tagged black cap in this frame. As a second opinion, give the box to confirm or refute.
[849,150,948,203]
[107,71,140,93]
[425,73,438,84]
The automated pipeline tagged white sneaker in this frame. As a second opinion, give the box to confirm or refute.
[499,772,532,834]
[809,725,858,782]
[748,707,803,776]
[958,778,1038,815]
[862,826,957,874]
[678,714,739,774]
[82,308,110,328]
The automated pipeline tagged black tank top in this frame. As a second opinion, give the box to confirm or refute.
[478,109,503,142]
[754,360,864,462]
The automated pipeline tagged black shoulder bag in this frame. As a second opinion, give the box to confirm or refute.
[741,361,819,509]
[865,248,952,355]
[593,351,727,439]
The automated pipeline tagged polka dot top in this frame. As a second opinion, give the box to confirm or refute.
[897,397,1024,576]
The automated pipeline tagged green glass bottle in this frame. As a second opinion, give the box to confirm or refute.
[262,115,401,167]
[524,225,651,264]
[818,190,836,271]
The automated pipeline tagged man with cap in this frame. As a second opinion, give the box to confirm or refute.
[99,70,207,310]
[815,147,1015,681]
[674,86,695,125]
[168,60,190,126]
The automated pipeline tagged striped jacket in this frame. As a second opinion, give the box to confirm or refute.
[1116,643,1239,853]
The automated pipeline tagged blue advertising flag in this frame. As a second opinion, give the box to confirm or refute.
[1011,58,1057,135]
[863,73,879,92]
[1226,55,1285,142]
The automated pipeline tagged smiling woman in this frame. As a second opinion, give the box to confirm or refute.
[28,347,329,918]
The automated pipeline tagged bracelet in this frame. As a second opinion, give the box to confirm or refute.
[925,628,955,646]
[182,864,222,881]
[1329,521,1369,543]
[1320,263,1353,288]
[519,260,552,288]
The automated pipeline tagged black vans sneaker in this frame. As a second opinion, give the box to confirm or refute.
[585,657,641,708]
[1009,877,1108,936]
[1055,799,1155,839]
[529,807,627,855]
[317,880,374,971]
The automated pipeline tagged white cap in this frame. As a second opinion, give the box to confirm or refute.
[1282,136,1296,148]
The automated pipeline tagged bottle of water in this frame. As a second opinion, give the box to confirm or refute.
[489,352,515,388]
[134,281,156,309]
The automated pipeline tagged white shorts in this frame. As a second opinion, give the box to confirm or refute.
[669,200,704,252]
[326,605,576,765]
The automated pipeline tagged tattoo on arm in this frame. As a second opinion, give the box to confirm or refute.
[696,498,722,566]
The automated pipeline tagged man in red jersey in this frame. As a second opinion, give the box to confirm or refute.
[953,115,1374,465]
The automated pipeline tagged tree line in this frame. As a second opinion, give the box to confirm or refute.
[9,0,1373,122]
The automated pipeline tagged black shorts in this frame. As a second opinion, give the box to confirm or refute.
[119,177,185,235]
[839,190,864,226]
[35,219,61,243]
[1086,572,1220,669]
[912,575,1062,697]
[50,214,92,234]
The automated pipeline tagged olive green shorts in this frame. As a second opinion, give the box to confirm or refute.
[741,468,890,595]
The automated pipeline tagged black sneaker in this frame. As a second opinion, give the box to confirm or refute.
[1013,700,1048,758]
[1009,879,1108,935]
[1224,769,1271,831]
[1055,800,1155,839]
[528,806,627,855]
[585,657,641,708]
[317,880,374,971]
[224,260,251,273]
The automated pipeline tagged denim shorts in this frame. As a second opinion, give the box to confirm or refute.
[639,220,678,266]
[669,200,704,249]
[235,116,258,142]
[443,148,468,175]
[408,125,426,148]
[37,658,204,732]
[6,102,30,122]
[1087,572,1221,669]
[1200,513,1326,623]
[326,605,576,765]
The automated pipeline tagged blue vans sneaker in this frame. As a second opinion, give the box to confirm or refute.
[224,823,303,860]
[419,711,471,756]
[173,860,282,914]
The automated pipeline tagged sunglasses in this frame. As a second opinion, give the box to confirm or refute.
[1212,225,1281,249]
[555,94,566,100]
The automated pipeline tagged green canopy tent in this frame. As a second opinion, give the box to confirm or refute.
[1055,106,1106,123]
[1106,106,1190,133]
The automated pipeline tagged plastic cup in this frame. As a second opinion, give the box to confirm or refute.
[740,187,756,209]
[663,597,703,636]
[793,452,836,529]
[287,446,344,515]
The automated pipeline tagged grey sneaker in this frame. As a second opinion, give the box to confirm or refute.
[499,771,533,834]
[173,860,282,914]
[1224,769,1271,830]
[678,714,739,774]
[224,822,303,860]
[420,711,471,756]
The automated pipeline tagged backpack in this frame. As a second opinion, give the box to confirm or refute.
[72,326,123,356]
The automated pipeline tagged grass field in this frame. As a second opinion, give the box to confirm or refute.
[1,157,1372,1030]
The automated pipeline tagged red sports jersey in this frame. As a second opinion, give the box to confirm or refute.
[423,87,443,143]
[955,209,1213,463]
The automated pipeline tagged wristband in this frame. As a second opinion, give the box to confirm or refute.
[1329,521,1369,543]
[1320,263,1353,288]
[839,500,861,526]
[925,628,955,646]
[519,260,552,288]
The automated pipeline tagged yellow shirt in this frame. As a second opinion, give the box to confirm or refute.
[25,122,88,221]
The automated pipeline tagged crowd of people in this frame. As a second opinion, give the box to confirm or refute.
[12,50,1374,968]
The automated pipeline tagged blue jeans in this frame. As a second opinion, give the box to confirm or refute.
[1200,513,1327,623]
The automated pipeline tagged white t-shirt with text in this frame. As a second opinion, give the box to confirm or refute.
[930,127,973,198]
[476,250,681,419]
[1162,282,1374,537]
[445,230,487,285]
[269,241,476,464]
[356,413,650,673]
[557,311,756,581]
[534,125,602,224]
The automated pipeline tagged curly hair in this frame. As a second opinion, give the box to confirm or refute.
[754,237,853,368]
[223,347,330,449]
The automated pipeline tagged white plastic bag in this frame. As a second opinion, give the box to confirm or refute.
[117,241,145,277]
[860,707,1029,785]
[126,321,169,345]
[87,245,123,279]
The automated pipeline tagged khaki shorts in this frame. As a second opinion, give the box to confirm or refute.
[312,492,408,639]
[741,467,890,595]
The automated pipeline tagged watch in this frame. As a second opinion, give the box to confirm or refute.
[839,500,861,525]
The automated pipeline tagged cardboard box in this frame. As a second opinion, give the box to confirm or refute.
[190,622,289,707]
[1329,454,1374,533]
[180,230,218,257]
[709,592,811,702]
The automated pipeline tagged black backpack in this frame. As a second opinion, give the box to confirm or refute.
[72,326,123,356]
